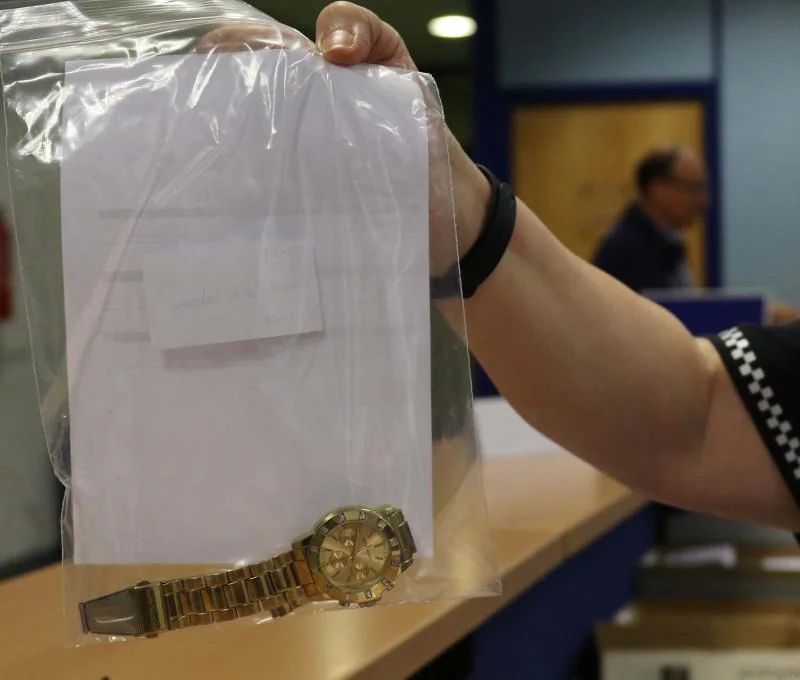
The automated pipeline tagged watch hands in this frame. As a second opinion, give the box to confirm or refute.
[356,534,385,556]
[356,542,372,556]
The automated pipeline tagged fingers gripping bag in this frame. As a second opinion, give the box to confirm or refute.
[0,0,499,644]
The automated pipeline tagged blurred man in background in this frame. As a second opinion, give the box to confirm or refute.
[593,145,708,293]
[593,146,798,323]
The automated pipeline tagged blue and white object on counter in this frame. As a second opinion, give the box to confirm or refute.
[646,289,767,335]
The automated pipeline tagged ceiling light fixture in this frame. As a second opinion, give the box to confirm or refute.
[427,15,477,39]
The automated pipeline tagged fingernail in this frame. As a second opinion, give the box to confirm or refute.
[320,29,354,53]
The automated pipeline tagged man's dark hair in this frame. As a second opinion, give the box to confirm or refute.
[635,147,680,194]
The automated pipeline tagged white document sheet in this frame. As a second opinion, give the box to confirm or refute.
[61,51,433,564]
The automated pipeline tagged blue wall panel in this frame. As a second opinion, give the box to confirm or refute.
[497,0,714,88]
[721,0,800,305]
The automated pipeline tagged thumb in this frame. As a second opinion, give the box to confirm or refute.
[316,2,416,70]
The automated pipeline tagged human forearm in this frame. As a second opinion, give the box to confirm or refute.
[441,150,715,495]
[206,5,800,530]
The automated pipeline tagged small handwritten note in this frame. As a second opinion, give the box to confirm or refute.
[142,241,322,349]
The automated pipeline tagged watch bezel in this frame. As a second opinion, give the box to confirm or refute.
[307,506,402,606]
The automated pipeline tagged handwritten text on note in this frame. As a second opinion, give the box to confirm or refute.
[142,241,322,350]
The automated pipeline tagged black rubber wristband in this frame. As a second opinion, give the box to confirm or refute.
[430,165,516,300]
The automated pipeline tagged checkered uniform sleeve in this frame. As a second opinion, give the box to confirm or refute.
[711,322,800,509]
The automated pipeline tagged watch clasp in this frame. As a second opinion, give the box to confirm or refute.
[80,581,167,637]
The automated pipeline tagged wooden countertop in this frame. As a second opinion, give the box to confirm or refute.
[0,455,644,680]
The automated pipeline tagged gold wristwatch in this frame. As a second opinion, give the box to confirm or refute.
[79,504,416,637]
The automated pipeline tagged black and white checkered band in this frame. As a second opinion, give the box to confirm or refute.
[719,327,800,477]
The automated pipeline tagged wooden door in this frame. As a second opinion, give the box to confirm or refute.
[512,101,706,284]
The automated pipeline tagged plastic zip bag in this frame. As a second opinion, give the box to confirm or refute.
[1,0,499,645]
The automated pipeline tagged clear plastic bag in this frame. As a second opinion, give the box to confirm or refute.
[1,0,499,645]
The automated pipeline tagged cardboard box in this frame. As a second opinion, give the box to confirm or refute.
[637,545,800,605]
[597,604,800,679]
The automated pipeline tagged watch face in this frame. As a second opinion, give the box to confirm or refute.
[307,507,403,605]
[320,523,389,589]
